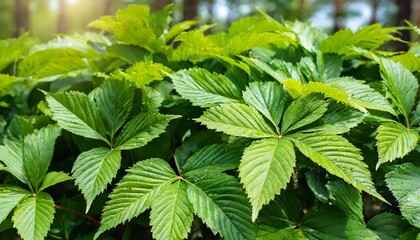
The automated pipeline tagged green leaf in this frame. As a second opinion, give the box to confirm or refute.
[150,181,193,240]
[46,91,107,142]
[72,147,121,212]
[290,132,385,202]
[0,141,26,184]
[380,58,418,119]
[0,186,30,224]
[95,158,177,238]
[6,115,34,141]
[18,48,88,81]
[326,180,363,222]
[95,79,134,139]
[301,204,377,239]
[239,138,295,221]
[185,171,255,240]
[303,102,364,134]
[39,172,72,192]
[115,112,177,150]
[385,163,420,228]
[12,192,55,240]
[306,170,329,203]
[23,125,61,191]
[392,51,420,72]
[119,62,172,89]
[326,77,395,115]
[0,34,32,71]
[242,81,288,128]
[367,212,411,240]
[281,94,328,134]
[182,144,242,173]
[197,103,277,138]
[319,24,398,54]
[171,68,242,108]
[376,122,418,168]
[0,74,21,97]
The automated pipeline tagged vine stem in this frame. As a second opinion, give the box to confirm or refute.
[55,205,100,226]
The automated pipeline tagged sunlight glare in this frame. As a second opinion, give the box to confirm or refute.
[66,0,79,5]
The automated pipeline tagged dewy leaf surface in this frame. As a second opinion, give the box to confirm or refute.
[376,122,418,168]
[46,91,107,141]
[197,103,277,138]
[242,81,287,128]
[385,163,420,228]
[12,192,55,240]
[185,171,255,240]
[239,138,296,221]
[96,158,177,238]
[72,147,121,212]
[150,181,193,240]
[290,132,385,202]
[171,68,242,108]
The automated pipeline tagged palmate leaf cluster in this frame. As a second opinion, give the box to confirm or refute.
[0,3,420,240]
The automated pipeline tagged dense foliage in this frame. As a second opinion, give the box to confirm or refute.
[0,4,420,240]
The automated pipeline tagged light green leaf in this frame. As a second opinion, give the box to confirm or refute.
[223,32,296,56]
[0,140,26,184]
[150,181,193,240]
[243,81,288,128]
[185,171,255,240]
[326,180,363,222]
[239,138,295,221]
[0,34,32,71]
[95,79,134,139]
[0,74,21,97]
[326,77,395,115]
[171,68,242,108]
[385,163,420,228]
[39,172,72,192]
[302,102,364,134]
[319,24,398,54]
[245,58,302,83]
[164,20,197,41]
[290,132,385,202]
[46,91,107,142]
[0,186,30,224]
[182,144,242,173]
[18,48,88,81]
[95,158,177,238]
[302,204,378,240]
[380,58,418,119]
[120,62,172,89]
[23,125,61,191]
[367,212,411,240]
[288,21,328,52]
[197,103,277,138]
[115,112,177,150]
[72,147,121,212]
[281,94,328,134]
[392,51,420,72]
[12,192,55,240]
[376,122,418,168]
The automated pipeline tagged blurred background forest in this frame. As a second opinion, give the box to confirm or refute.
[1,0,419,44]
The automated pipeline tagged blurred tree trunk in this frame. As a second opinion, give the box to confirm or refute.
[183,0,200,20]
[370,0,378,24]
[297,0,306,20]
[395,0,412,51]
[57,0,68,33]
[14,0,29,37]
[155,0,173,10]
[104,0,113,15]
[333,0,346,32]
